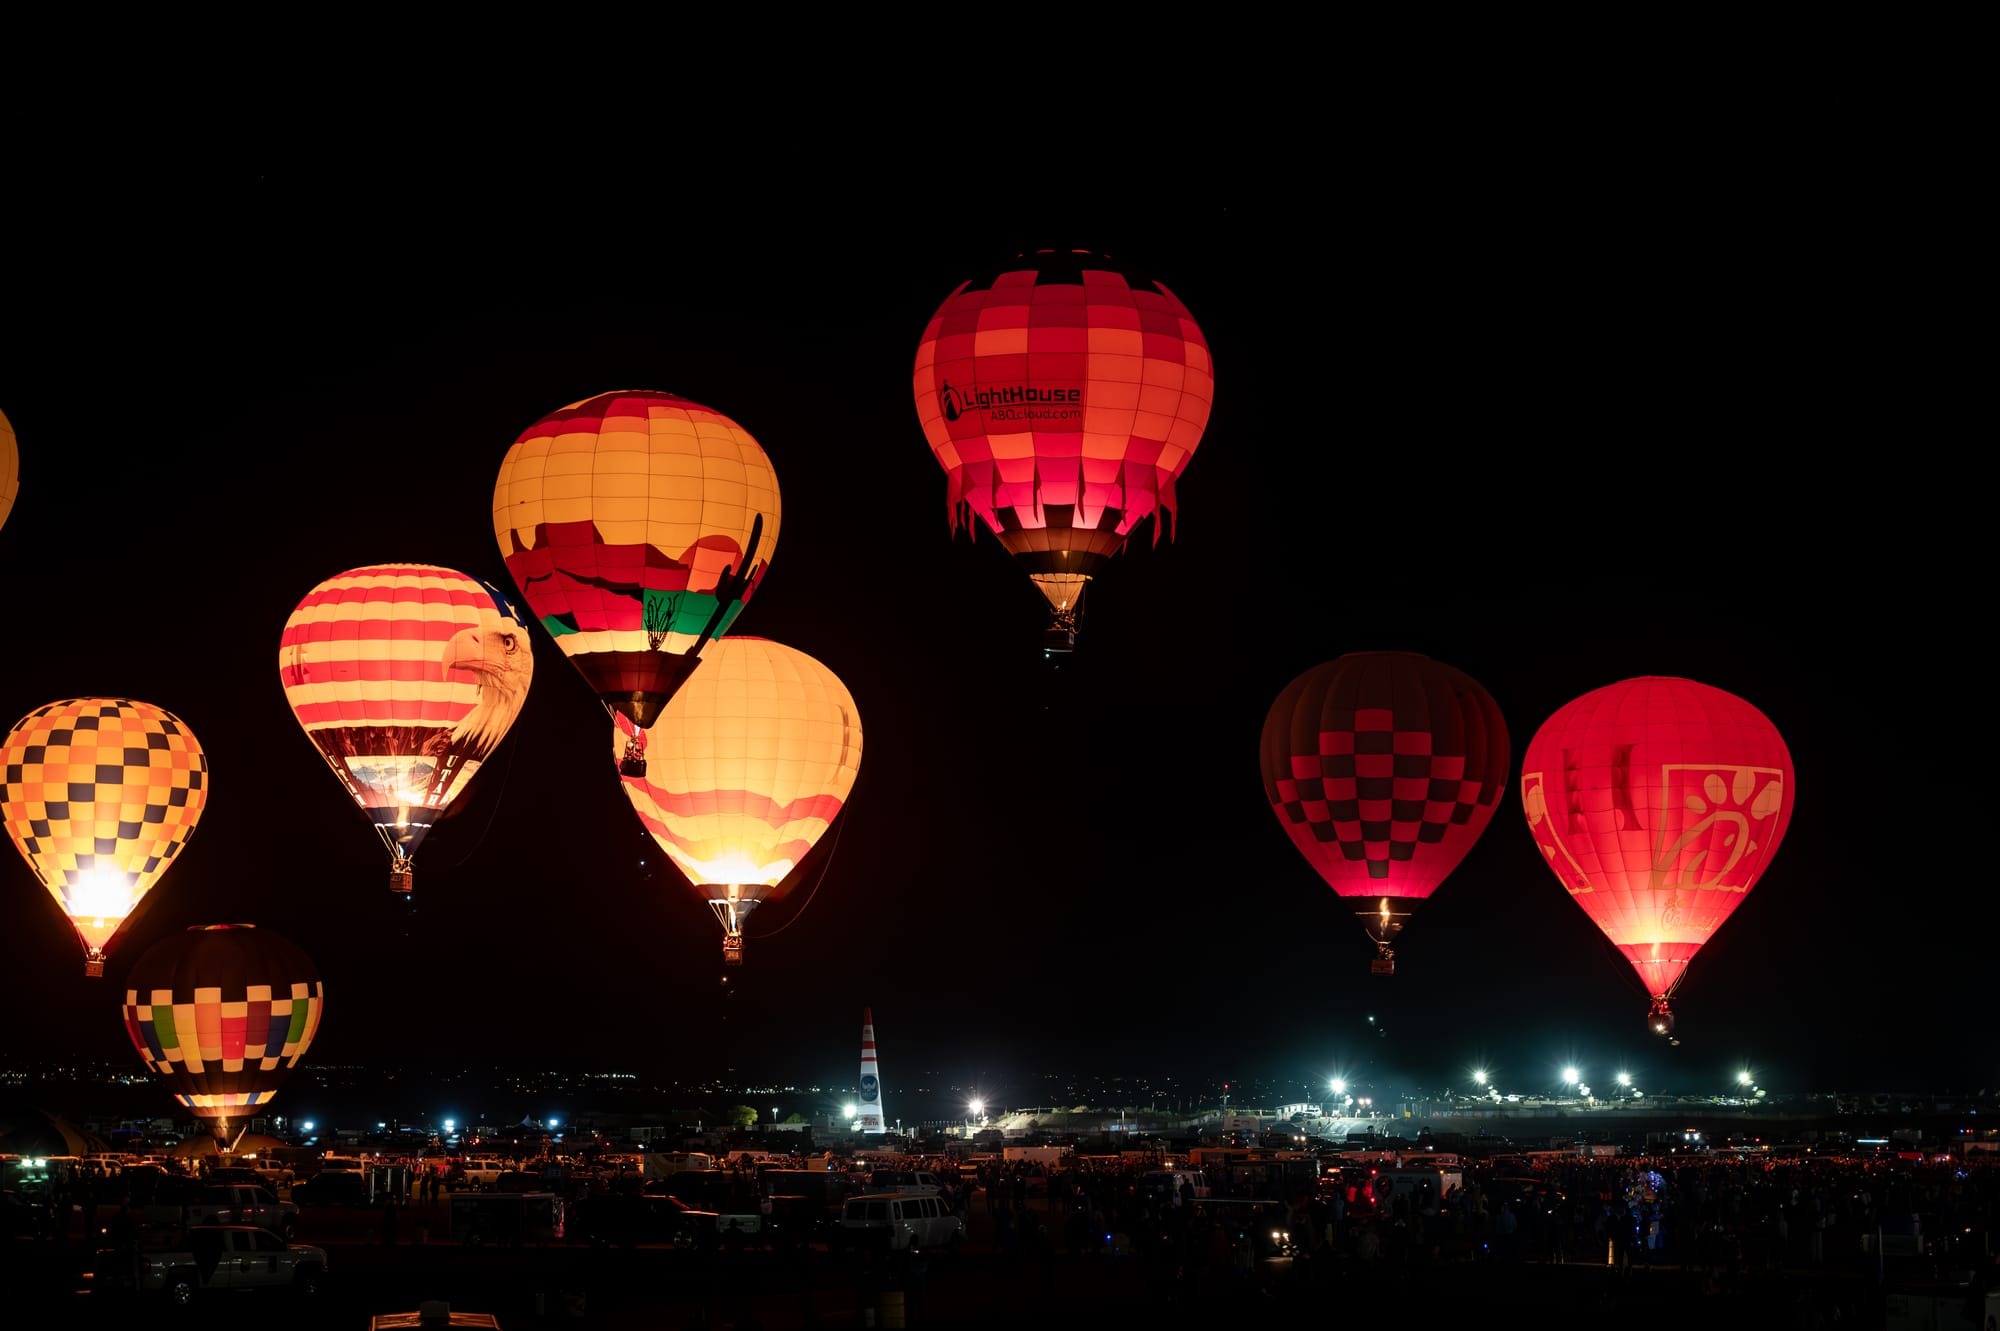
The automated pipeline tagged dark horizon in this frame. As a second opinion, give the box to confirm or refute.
[0,171,1977,1114]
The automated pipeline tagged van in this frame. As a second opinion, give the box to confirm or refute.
[1138,1169,1209,1203]
[838,1192,964,1252]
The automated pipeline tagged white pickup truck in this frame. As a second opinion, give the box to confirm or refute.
[457,1158,513,1190]
[103,1224,329,1308]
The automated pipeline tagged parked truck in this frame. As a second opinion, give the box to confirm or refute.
[98,1223,329,1308]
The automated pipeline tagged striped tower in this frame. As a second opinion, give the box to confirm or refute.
[855,1008,886,1134]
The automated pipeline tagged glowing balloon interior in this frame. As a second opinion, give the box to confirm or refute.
[1521,675,1795,1038]
[914,250,1212,651]
[1,698,208,974]
[122,924,324,1144]
[495,390,781,735]
[1259,653,1509,973]
[616,636,861,966]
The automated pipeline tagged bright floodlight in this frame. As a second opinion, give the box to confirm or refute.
[843,1104,857,1120]
[1562,1066,1579,1085]
[1737,1069,1753,1086]
[549,1117,561,1128]
[444,1119,455,1132]
[1472,1069,1488,1086]
[969,1099,984,1118]
[1330,1078,1347,1096]
[1615,1071,1631,1087]
[301,1121,315,1132]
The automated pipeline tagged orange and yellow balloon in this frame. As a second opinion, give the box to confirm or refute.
[1,698,209,974]
[495,390,781,746]
[615,636,861,967]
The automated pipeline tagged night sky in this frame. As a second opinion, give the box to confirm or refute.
[0,169,1971,1105]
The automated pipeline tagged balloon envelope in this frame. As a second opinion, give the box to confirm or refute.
[279,564,534,888]
[122,924,323,1140]
[1,697,208,972]
[914,250,1212,643]
[1259,653,1509,961]
[616,636,860,959]
[1521,675,1795,1003]
[494,390,781,728]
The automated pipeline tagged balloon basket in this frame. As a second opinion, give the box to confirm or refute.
[389,867,413,894]
[1369,957,1394,976]
[84,958,104,977]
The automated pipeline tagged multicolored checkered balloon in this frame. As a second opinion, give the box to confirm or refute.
[1,697,209,974]
[123,924,324,1143]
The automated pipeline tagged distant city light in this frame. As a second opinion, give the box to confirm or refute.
[1562,1067,1580,1086]
[1616,1071,1631,1087]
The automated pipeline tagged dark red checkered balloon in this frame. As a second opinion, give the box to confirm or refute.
[1260,652,1509,968]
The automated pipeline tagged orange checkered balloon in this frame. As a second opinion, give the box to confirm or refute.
[914,250,1213,651]
[1,697,210,975]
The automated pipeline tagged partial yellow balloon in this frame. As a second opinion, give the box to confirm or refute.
[0,406,18,533]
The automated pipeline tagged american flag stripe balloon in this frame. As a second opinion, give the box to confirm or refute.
[278,564,533,874]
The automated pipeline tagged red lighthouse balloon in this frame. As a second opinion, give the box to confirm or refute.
[913,249,1213,652]
[1259,652,1510,973]
[1520,676,1795,1039]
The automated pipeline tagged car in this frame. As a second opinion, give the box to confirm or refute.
[568,1193,706,1248]
[292,1169,371,1207]
[2,1188,52,1239]
[838,1192,964,1253]
[182,1184,300,1237]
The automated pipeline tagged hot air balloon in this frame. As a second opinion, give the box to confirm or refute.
[278,563,534,894]
[494,390,780,774]
[1521,676,1794,1040]
[0,405,18,533]
[1,698,208,975]
[1259,653,1509,974]
[913,250,1213,653]
[122,924,324,1146]
[615,636,861,968]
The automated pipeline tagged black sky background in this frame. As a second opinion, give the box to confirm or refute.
[0,163,1975,1109]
